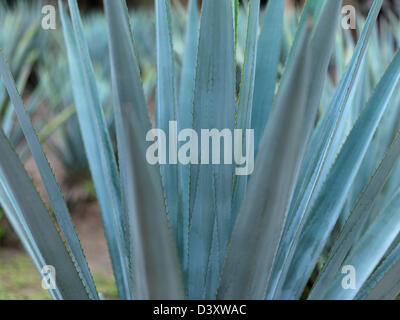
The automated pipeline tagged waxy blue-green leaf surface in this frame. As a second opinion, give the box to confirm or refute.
[279,44,400,300]
[62,0,128,299]
[309,131,400,299]
[218,23,312,300]
[0,129,91,300]
[324,188,400,299]
[271,0,383,299]
[104,0,184,299]
[250,0,283,154]
[0,45,98,299]
[177,0,198,274]
[188,0,236,299]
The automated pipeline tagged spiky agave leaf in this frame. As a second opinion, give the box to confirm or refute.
[60,0,129,299]
[218,18,313,300]
[279,41,400,300]
[0,47,98,299]
[309,132,400,299]
[0,129,92,300]
[104,0,184,300]
[187,0,236,299]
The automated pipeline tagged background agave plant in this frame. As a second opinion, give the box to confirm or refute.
[0,1,45,146]
[0,0,400,300]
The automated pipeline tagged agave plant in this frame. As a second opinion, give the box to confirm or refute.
[37,6,175,177]
[0,2,44,145]
[1,0,400,300]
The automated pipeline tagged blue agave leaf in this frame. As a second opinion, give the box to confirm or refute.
[280,7,297,64]
[2,52,36,136]
[278,46,400,300]
[188,0,236,299]
[309,131,400,299]
[271,0,383,299]
[356,243,400,300]
[324,188,400,299]
[0,129,90,300]
[103,0,152,300]
[61,0,129,299]
[155,0,182,264]
[0,46,98,299]
[250,0,284,155]
[350,82,400,227]
[278,0,323,77]
[104,0,184,299]
[266,0,343,298]
[218,23,312,300]
[233,0,239,57]
[232,0,260,229]
[178,0,198,275]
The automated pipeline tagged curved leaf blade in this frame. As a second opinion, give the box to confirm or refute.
[250,0,284,154]
[356,243,400,300]
[0,130,90,300]
[324,189,400,299]
[61,0,128,299]
[267,0,343,298]
[178,0,198,275]
[279,47,400,300]
[188,0,236,299]
[0,46,98,299]
[309,131,400,299]
[217,23,312,300]
[155,0,182,265]
[104,0,184,300]
[232,0,260,229]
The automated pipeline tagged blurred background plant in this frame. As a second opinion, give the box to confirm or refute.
[0,0,399,299]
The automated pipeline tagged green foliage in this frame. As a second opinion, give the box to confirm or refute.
[0,0,400,300]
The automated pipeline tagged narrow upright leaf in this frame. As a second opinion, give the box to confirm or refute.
[267,0,342,298]
[279,47,400,300]
[0,45,98,300]
[250,0,284,154]
[155,0,182,263]
[178,0,198,273]
[61,0,128,299]
[218,24,312,300]
[104,0,184,299]
[103,0,152,299]
[188,0,236,299]
[232,0,260,227]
